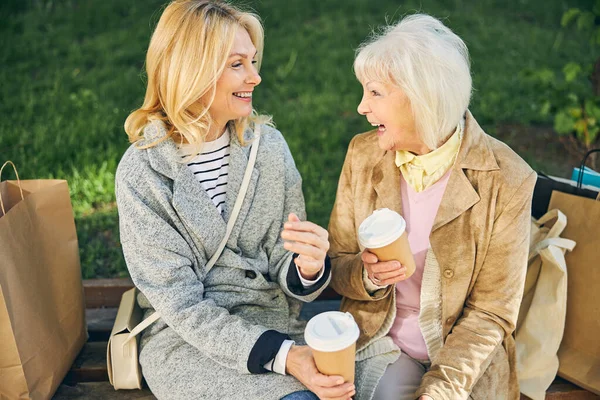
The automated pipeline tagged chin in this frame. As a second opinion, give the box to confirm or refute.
[237,108,253,118]
[376,137,393,152]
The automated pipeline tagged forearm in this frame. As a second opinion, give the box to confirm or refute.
[416,307,505,399]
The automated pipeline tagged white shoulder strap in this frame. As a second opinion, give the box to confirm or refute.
[124,125,262,343]
[205,125,261,273]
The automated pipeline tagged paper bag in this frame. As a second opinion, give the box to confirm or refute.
[0,162,87,400]
[516,209,575,400]
[548,190,600,395]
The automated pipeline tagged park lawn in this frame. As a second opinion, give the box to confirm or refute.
[0,0,593,278]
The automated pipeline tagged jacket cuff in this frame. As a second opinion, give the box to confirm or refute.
[247,330,291,374]
[286,254,332,296]
[362,266,388,292]
[416,375,467,400]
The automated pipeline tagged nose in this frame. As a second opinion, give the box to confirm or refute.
[357,94,369,115]
[245,67,262,86]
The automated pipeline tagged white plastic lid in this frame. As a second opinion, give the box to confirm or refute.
[358,208,406,249]
[304,311,360,352]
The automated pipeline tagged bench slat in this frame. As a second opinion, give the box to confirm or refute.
[54,382,156,400]
[64,342,110,385]
[84,278,134,308]
[87,307,118,342]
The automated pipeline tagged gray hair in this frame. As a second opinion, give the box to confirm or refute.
[354,14,472,149]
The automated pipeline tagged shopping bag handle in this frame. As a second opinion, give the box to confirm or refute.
[0,161,25,216]
[576,148,600,190]
[528,237,576,261]
[535,209,567,238]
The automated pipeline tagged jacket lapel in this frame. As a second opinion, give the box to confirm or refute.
[144,120,227,261]
[431,111,499,235]
[372,150,403,216]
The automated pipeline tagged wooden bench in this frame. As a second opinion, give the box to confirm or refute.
[53,278,598,399]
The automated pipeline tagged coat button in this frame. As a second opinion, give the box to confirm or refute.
[245,270,257,279]
[443,269,454,279]
[446,317,455,325]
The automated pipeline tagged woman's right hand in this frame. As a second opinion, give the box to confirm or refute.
[285,345,355,400]
[362,249,407,286]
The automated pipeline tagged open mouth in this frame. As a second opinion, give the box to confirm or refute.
[233,91,252,99]
[371,123,386,132]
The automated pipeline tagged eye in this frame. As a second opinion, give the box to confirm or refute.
[231,62,242,68]
[371,90,380,97]
[251,60,258,65]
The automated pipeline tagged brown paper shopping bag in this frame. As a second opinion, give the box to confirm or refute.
[548,190,600,395]
[0,161,87,400]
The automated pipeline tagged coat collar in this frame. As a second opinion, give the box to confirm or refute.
[140,121,259,260]
[371,111,499,232]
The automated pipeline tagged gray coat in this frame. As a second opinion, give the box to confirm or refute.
[115,121,331,399]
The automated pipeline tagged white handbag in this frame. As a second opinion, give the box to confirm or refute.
[107,128,261,390]
[515,209,576,400]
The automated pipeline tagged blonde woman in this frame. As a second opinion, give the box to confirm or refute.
[116,1,355,399]
[328,15,536,400]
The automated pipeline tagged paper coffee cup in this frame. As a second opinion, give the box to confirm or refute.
[358,208,416,279]
[304,311,360,383]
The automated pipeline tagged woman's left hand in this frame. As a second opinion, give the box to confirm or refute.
[281,213,329,280]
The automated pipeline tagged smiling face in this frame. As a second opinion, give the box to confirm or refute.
[357,80,430,154]
[208,26,261,138]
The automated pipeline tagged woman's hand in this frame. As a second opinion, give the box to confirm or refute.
[418,396,434,400]
[362,249,407,286]
[281,213,329,280]
[286,345,355,400]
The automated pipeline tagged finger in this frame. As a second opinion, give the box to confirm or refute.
[284,241,326,260]
[380,273,408,286]
[316,383,355,399]
[288,213,301,223]
[371,261,404,274]
[361,250,379,264]
[281,230,329,251]
[311,373,345,388]
[373,266,406,280]
[283,220,328,238]
[294,256,323,272]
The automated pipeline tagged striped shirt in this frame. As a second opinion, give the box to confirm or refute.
[179,130,231,215]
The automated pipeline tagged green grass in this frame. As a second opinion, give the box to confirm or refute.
[0,0,593,278]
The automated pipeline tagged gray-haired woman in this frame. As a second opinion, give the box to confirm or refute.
[329,14,536,400]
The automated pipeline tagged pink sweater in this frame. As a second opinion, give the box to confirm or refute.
[389,170,451,360]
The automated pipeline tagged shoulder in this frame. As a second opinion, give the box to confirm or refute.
[254,123,296,164]
[468,130,537,217]
[343,129,386,169]
[350,129,380,150]
[256,123,289,151]
[483,133,536,192]
[116,120,176,187]
[116,143,151,186]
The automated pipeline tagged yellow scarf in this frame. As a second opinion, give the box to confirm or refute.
[395,124,462,192]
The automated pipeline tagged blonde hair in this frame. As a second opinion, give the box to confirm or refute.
[354,14,472,149]
[125,0,270,150]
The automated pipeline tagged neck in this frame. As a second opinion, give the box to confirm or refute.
[206,123,228,142]
[411,127,456,155]
[409,143,433,156]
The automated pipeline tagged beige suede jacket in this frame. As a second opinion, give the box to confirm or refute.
[328,112,536,400]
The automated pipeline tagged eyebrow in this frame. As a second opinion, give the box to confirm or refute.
[228,50,258,59]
